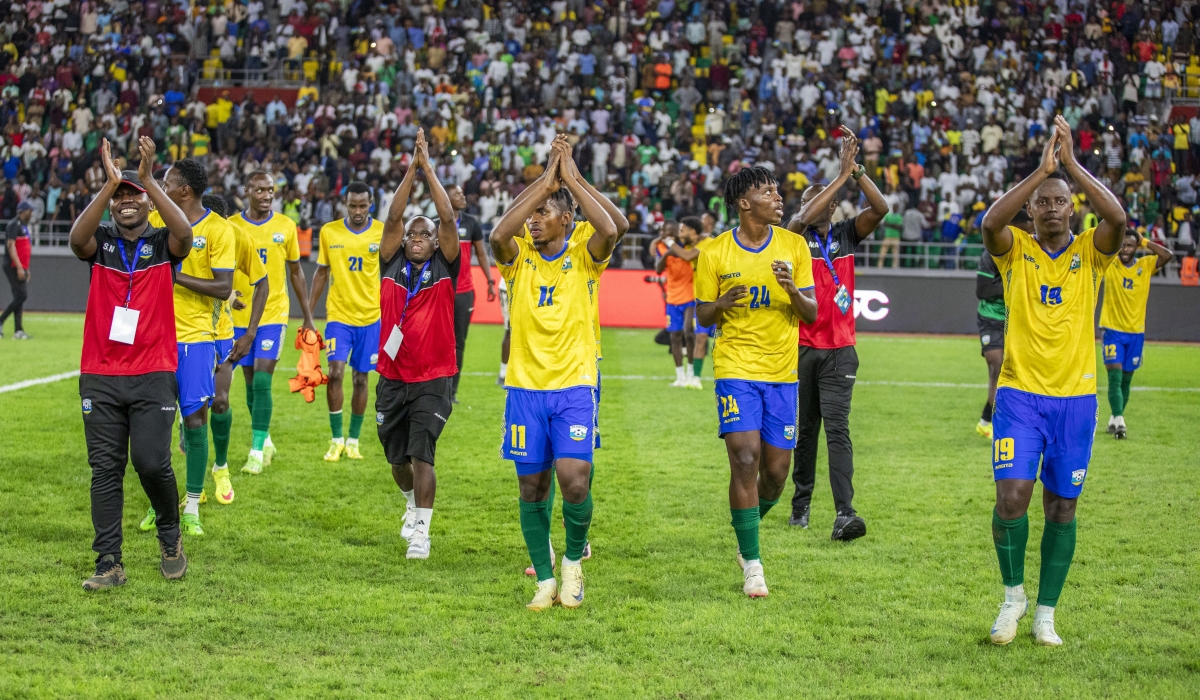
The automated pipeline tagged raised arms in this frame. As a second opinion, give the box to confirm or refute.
[1053,116,1126,255]
[980,130,1060,257]
[416,132,460,264]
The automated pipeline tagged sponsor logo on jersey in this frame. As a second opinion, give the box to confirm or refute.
[82,398,92,415]
[192,236,207,250]
[719,272,741,280]
[995,462,1013,469]
[569,425,588,441]
[330,244,344,249]
[1070,469,1086,486]
[272,233,285,244]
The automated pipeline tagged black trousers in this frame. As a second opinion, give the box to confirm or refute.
[1,264,26,332]
[450,290,474,397]
[80,372,181,563]
[791,345,858,515]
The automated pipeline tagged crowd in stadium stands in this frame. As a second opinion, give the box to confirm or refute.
[1,0,1199,273]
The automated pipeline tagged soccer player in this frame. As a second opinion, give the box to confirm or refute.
[1098,229,1172,438]
[150,158,236,536]
[695,166,817,598]
[976,249,1005,440]
[204,194,268,504]
[229,171,317,474]
[71,137,192,588]
[492,136,618,611]
[446,182,496,403]
[375,130,460,559]
[657,216,711,388]
[786,126,887,539]
[309,182,384,461]
[655,219,698,387]
[980,116,1125,646]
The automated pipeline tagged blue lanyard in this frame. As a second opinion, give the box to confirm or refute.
[116,237,140,307]
[813,226,841,289]
[398,259,431,328]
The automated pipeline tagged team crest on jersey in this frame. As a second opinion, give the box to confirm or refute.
[1069,253,1081,272]
[368,243,379,254]
[569,425,588,441]
[829,240,840,254]
[139,243,154,257]
[82,398,92,415]
[272,233,285,244]
[784,425,796,440]
[261,338,275,351]
[1136,267,1143,276]
[1070,469,1086,486]
[421,269,431,283]
[192,236,207,250]
[562,255,573,271]
[376,412,384,424]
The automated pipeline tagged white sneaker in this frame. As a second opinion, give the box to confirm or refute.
[406,534,430,559]
[686,377,703,390]
[743,562,768,598]
[559,563,585,609]
[1114,415,1127,439]
[989,598,1029,645]
[1032,607,1063,646]
[527,578,558,611]
[669,378,686,387]
[401,503,416,541]
[1106,415,1118,434]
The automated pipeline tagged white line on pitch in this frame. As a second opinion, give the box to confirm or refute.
[0,370,80,394]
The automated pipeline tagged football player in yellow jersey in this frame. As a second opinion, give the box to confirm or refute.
[308,182,385,461]
[1098,229,1172,438]
[695,166,817,599]
[491,137,618,611]
[200,195,267,508]
[229,171,317,475]
[980,116,1126,647]
[137,159,234,538]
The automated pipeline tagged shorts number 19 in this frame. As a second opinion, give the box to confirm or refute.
[993,437,1014,462]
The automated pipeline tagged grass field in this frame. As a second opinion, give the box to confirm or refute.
[1,312,1197,698]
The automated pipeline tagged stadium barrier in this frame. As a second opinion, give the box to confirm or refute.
[12,254,1200,342]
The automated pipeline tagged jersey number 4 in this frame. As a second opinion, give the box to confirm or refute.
[1038,285,1063,306]
[537,285,556,307]
[719,395,740,418]
[348,256,364,271]
[748,285,771,308]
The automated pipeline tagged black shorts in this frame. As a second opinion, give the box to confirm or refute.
[375,376,453,466]
[978,314,1004,355]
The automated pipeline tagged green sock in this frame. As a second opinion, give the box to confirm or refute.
[692,358,704,377]
[1121,371,1134,413]
[245,382,254,415]
[519,497,553,581]
[183,424,208,495]
[329,410,343,439]
[731,507,761,561]
[563,493,593,561]
[210,408,232,467]
[251,370,273,435]
[992,510,1028,587]
[349,412,364,440]
[758,496,779,519]
[1037,518,1077,608]
[1106,368,1124,416]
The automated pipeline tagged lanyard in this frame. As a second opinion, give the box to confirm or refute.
[116,237,140,308]
[398,259,431,329]
[813,226,841,289]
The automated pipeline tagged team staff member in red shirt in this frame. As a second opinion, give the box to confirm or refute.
[786,126,889,541]
[0,200,33,338]
[70,137,194,590]
[445,182,496,404]
[376,130,461,560]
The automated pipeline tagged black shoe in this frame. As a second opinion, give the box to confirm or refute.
[82,554,126,590]
[831,512,867,541]
[788,504,810,528]
[160,535,188,580]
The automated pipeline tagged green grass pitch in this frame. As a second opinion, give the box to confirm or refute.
[1,313,1197,698]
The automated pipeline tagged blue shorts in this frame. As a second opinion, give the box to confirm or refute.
[595,370,602,449]
[326,320,380,373]
[992,387,1098,499]
[695,319,716,336]
[176,342,217,417]
[503,386,597,473]
[1102,329,1145,373]
[234,323,287,367]
[713,379,798,450]
[215,338,234,365]
[666,301,695,332]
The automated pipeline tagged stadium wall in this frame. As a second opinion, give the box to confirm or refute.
[11,255,1200,342]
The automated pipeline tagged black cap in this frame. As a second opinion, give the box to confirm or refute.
[119,170,147,193]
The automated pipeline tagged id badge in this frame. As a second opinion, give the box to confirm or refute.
[383,324,404,359]
[833,284,852,315]
[110,306,140,344]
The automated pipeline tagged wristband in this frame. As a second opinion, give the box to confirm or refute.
[1140,237,1149,248]
[851,164,866,181]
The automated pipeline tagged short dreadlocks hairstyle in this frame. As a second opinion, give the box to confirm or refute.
[172,158,209,199]
[722,166,777,214]
[547,186,575,215]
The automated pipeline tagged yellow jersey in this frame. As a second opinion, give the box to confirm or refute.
[229,211,300,326]
[316,217,384,326]
[164,209,237,344]
[995,227,1116,397]
[501,223,607,390]
[1099,255,1157,334]
[218,222,268,339]
[694,226,816,383]
[572,222,604,360]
